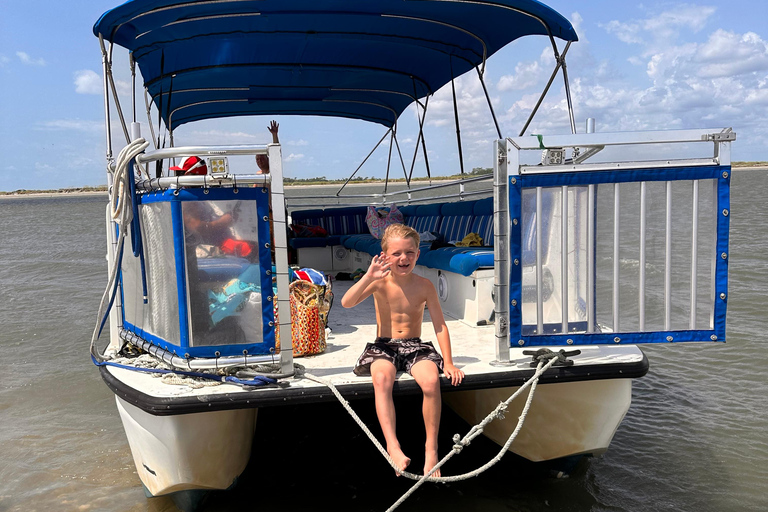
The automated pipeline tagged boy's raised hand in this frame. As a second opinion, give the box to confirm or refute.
[368,252,391,280]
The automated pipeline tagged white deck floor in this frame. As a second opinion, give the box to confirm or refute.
[106,280,646,402]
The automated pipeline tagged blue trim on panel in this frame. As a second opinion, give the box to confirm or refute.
[256,187,276,351]
[518,165,723,188]
[509,165,730,347]
[714,168,730,341]
[122,321,275,358]
[509,176,523,338]
[170,197,190,348]
[519,329,724,347]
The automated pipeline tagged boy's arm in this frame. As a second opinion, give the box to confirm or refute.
[425,281,464,386]
[340,252,390,308]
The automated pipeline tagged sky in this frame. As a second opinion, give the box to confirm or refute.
[1,1,768,192]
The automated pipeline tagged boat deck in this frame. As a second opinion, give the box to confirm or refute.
[102,280,648,415]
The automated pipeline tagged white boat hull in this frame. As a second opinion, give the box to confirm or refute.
[116,397,257,496]
[443,378,632,462]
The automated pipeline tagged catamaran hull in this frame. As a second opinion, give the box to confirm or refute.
[115,397,257,497]
[113,377,629,501]
[443,378,632,462]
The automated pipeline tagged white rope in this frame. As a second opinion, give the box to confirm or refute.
[303,354,559,506]
[91,138,149,360]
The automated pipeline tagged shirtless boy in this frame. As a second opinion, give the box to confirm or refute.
[341,223,464,477]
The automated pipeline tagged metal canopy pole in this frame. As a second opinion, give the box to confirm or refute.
[393,132,409,185]
[450,72,465,175]
[384,126,395,194]
[408,93,432,184]
[519,41,572,137]
[336,128,392,195]
[476,66,502,139]
[560,47,577,134]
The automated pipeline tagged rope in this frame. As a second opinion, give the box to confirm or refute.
[302,354,560,510]
[91,138,149,362]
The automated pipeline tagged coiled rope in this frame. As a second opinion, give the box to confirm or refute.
[91,138,149,362]
[303,354,560,511]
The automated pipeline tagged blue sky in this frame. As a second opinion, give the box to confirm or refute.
[1,1,767,192]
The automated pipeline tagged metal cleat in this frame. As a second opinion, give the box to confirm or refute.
[522,348,581,367]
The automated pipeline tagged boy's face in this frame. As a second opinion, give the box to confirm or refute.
[384,236,419,276]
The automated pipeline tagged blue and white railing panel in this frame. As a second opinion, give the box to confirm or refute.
[500,129,734,348]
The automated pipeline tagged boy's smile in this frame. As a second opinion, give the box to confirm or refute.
[384,237,419,276]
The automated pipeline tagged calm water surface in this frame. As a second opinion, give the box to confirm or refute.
[1,172,766,511]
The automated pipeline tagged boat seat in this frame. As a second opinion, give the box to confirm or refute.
[296,197,495,277]
[196,257,253,281]
[290,206,367,249]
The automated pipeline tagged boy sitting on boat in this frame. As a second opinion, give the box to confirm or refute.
[341,224,464,477]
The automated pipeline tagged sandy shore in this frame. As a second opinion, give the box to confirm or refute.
[2,167,764,199]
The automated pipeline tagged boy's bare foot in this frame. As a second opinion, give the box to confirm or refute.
[424,448,440,477]
[387,446,411,476]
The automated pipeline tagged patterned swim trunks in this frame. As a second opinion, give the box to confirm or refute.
[353,337,445,376]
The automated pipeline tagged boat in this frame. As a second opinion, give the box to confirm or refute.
[90,1,734,510]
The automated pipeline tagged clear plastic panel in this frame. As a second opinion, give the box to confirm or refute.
[594,179,716,333]
[122,202,181,344]
[520,186,589,334]
[182,199,264,347]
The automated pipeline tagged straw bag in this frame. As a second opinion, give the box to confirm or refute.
[274,279,331,357]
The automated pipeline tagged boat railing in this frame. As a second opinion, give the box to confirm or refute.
[286,174,493,210]
[108,140,294,374]
[494,127,735,359]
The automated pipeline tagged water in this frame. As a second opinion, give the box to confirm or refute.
[1,171,767,512]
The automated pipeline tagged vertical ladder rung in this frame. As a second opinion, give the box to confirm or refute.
[690,180,699,329]
[639,182,647,331]
[536,187,544,334]
[613,183,620,332]
[561,185,568,333]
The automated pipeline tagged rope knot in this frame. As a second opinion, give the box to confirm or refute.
[522,348,581,367]
[452,433,466,453]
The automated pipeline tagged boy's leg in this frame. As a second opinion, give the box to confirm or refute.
[370,359,410,475]
[410,359,442,477]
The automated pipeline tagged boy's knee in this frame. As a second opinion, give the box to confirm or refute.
[415,369,440,395]
[372,369,395,389]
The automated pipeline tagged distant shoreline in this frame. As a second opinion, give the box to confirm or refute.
[1,165,765,199]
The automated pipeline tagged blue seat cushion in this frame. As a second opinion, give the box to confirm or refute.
[471,197,494,247]
[438,200,475,243]
[420,247,494,276]
[290,235,341,249]
[405,203,442,233]
[324,206,368,236]
[196,257,252,281]
[291,208,326,229]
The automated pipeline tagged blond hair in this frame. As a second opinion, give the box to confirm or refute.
[381,223,420,251]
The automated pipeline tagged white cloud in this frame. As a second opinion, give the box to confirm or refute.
[286,139,309,146]
[74,69,130,96]
[602,4,717,54]
[498,60,544,91]
[695,30,768,78]
[38,119,103,133]
[16,51,46,66]
[284,153,305,162]
[74,70,102,95]
[0,55,10,67]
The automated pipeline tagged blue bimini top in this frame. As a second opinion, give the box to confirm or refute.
[94,0,577,129]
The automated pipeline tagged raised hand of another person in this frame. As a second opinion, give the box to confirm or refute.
[268,120,279,143]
